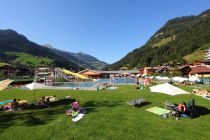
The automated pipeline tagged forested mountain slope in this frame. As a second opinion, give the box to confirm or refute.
[109,9,210,70]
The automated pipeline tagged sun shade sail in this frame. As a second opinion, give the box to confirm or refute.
[150,83,189,96]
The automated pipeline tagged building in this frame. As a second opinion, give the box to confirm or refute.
[78,69,102,79]
[0,64,16,78]
[189,66,210,78]
[140,67,153,75]
[178,65,191,76]
[35,67,55,84]
[155,66,171,74]
[204,49,210,60]
[78,69,140,79]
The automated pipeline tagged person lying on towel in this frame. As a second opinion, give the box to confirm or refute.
[176,101,186,113]
[66,100,86,117]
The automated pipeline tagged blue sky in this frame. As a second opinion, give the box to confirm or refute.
[0,0,210,64]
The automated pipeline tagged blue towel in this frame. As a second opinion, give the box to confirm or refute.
[0,100,13,105]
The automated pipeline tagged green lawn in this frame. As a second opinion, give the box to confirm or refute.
[0,85,210,140]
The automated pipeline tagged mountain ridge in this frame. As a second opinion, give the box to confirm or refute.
[0,29,107,70]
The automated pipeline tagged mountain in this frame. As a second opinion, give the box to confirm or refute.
[109,9,210,70]
[45,46,107,70]
[0,29,107,70]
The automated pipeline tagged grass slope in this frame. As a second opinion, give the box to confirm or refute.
[0,62,9,68]
[152,36,175,48]
[0,85,210,140]
[184,42,210,63]
[5,52,54,68]
[184,50,206,63]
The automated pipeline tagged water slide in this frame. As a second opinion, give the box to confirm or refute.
[0,79,13,91]
[61,69,88,80]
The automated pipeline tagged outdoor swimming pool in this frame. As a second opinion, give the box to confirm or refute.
[54,78,136,88]
[97,78,136,84]
[54,82,96,88]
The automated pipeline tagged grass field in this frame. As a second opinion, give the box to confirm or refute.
[0,85,210,140]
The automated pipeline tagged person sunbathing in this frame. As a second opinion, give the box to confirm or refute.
[176,101,187,113]
[65,101,80,116]
[38,97,48,107]
[45,95,57,102]
[1,102,11,111]
[71,100,80,110]
[11,99,20,110]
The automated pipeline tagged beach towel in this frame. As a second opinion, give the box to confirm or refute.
[0,100,13,105]
[146,107,170,115]
[72,113,85,122]
[18,100,28,104]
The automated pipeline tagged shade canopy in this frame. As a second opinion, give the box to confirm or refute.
[172,77,188,83]
[189,76,201,82]
[149,83,189,96]
[21,82,47,90]
[0,79,13,91]
[62,69,88,80]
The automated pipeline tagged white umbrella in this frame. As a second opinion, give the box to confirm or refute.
[21,82,47,100]
[162,77,170,80]
[150,83,189,96]
[22,82,46,90]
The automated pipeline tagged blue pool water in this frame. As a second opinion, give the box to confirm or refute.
[54,78,136,88]
[54,82,96,88]
[97,78,136,84]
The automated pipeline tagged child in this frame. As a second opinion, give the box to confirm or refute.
[71,100,80,111]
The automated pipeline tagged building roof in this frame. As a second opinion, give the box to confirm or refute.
[168,67,176,71]
[78,69,91,74]
[202,60,210,63]
[144,67,152,69]
[178,65,190,70]
[82,71,101,76]
[153,66,161,70]
[155,66,168,72]
[99,70,139,74]
[189,66,210,74]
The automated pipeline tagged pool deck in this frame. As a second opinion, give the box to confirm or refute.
[20,81,136,91]
[32,86,100,91]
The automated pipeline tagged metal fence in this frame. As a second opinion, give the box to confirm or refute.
[201,78,210,84]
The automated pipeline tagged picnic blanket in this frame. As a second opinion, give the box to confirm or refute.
[72,113,85,122]
[146,107,170,115]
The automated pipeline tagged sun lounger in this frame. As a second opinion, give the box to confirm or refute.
[127,98,145,107]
